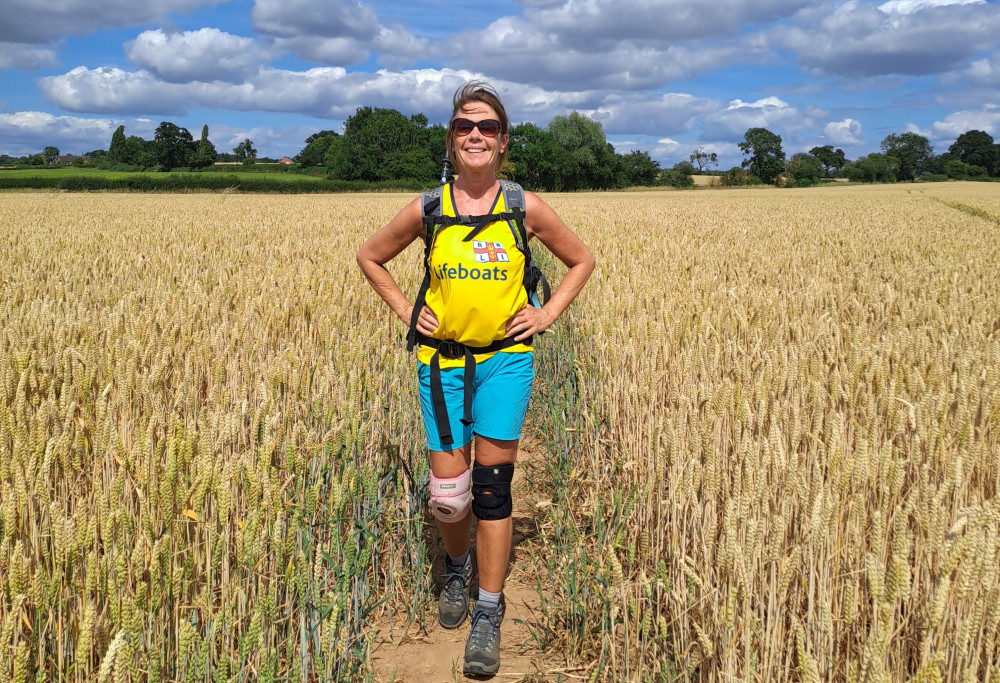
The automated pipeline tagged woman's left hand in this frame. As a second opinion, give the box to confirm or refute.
[505,306,555,341]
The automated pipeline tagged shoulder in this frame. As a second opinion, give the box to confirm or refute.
[521,190,564,239]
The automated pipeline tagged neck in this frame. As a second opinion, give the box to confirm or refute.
[453,169,499,199]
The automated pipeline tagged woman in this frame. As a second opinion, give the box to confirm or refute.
[357,81,594,676]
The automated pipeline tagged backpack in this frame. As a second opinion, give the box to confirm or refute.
[405,180,550,352]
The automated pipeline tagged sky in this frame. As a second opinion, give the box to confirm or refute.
[1,0,999,168]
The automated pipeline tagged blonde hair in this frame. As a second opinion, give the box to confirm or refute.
[447,81,510,172]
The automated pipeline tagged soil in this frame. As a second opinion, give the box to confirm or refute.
[368,437,586,682]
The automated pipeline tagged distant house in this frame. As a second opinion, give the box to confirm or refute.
[56,154,91,165]
[278,157,294,165]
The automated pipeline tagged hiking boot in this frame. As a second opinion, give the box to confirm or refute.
[463,596,505,676]
[438,553,472,629]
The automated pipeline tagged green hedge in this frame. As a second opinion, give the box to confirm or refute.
[0,174,432,193]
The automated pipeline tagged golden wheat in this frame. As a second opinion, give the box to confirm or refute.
[2,183,998,681]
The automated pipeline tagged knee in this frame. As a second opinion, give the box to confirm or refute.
[429,470,471,522]
[471,462,514,521]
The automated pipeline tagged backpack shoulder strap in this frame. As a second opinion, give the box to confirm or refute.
[408,185,445,351]
[498,180,528,250]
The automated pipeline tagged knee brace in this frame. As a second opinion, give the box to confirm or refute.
[471,462,515,521]
[429,470,471,522]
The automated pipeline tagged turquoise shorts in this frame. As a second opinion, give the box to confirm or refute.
[417,351,534,451]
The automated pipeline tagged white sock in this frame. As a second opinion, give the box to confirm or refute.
[477,588,501,610]
[447,550,470,570]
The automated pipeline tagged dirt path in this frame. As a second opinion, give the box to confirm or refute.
[368,437,582,682]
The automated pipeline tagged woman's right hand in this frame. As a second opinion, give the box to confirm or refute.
[403,304,439,336]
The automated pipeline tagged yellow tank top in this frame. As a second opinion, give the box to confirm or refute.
[416,183,532,368]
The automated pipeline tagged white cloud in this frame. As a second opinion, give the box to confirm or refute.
[878,0,983,15]
[39,65,483,119]
[0,0,230,44]
[777,0,1000,77]
[522,0,811,48]
[929,105,1000,140]
[125,29,267,83]
[825,118,863,145]
[702,97,801,139]
[40,67,192,115]
[0,111,120,155]
[447,13,772,91]
[0,42,58,70]
[252,0,428,66]
[964,52,1000,87]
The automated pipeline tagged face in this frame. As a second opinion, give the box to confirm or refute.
[450,102,508,176]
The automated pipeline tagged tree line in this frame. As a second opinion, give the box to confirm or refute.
[727,127,1000,187]
[4,109,998,189]
[294,107,680,191]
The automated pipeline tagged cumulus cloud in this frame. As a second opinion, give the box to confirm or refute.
[702,97,803,139]
[447,11,773,91]
[0,42,58,70]
[0,111,120,155]
[929,105,1000,139]
[824,118,863,145]
[777,0,1000,77]
[878,0,983,15]
[125,29,267,83]
[584,92,719,137]
[39,65,487,119]
[252,0,429,66]
[964,52,1000,87]
[0,0,229,44]
[521,0,811,49]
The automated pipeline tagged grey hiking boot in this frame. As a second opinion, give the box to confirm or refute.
[463,597,505,676]
[438,553,472,629]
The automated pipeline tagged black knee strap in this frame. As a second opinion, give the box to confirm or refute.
[471,462,514,521]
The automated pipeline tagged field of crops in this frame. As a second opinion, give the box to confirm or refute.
[1,183,999,681]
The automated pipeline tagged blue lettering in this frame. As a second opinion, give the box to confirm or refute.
[470,269,480,280]
[449,267,457,279]
[457,264,468,279]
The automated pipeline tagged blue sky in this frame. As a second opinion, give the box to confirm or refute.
[1,0,999,168]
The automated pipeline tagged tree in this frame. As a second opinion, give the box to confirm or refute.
[109,125,127,164]
[506,122,566,191]
[808,145,846,177]
[190,124,217,169]
[844,153,897,183]
[948,130,999,177]
[297,130,340,167]
[233,138,257,167]
[786,152,823,186]
[43,146,60,165]
[739,128,785,185]
[547,112,619,190]
[154,121,195,170]
[689,145,718,172]
[880,132,933,182]
[331,107,440,182]
[619,150,660,186]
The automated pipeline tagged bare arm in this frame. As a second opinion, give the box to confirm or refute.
[356,197,439,334]
[505,191,595,341]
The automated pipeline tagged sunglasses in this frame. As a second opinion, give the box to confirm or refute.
[450,118,503,137]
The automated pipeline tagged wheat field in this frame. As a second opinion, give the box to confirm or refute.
[1,183,999,681]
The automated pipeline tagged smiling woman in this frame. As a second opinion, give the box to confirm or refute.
[355,80,595,677]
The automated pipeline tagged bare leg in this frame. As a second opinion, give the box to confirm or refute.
[472,435,519,593]
[428,443,473,558]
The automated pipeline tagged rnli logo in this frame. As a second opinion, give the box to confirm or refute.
[473,240,509,263]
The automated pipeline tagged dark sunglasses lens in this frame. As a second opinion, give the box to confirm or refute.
[478,120,501,136]
[453,119,475,135]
